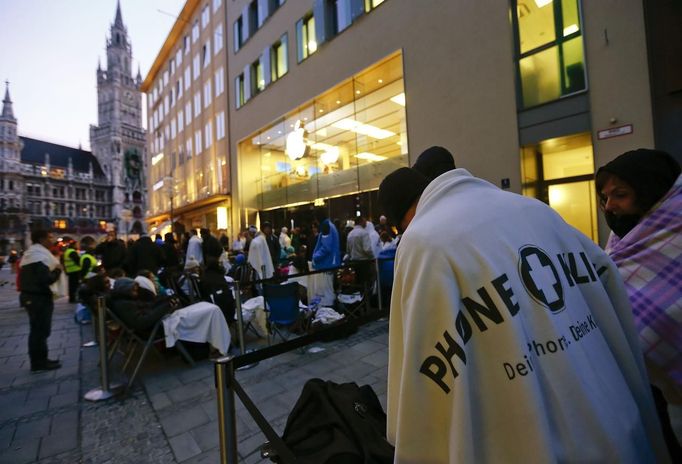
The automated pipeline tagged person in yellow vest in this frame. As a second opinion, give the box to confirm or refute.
[63,241,81,303]
[79,237,98,281]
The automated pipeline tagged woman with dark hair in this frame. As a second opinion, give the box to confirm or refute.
[597,148,682,459]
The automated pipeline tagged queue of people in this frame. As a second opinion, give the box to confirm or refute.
[12,142,679,462]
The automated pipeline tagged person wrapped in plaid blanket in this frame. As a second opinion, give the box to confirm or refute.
[597,148,682,459]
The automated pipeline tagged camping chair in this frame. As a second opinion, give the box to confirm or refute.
[262,282,300,345]
[105,306,195,390]
[335,261,373,318]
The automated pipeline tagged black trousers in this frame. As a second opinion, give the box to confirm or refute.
[23,294,54,367]
[67,271,80,302]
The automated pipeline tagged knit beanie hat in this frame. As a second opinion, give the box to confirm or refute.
[378,167,430,226]
[413,146,456,181]
[596,148,680,212]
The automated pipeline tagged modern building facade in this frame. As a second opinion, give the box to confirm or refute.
[90,1,148,235]
[142,0,229,238]
[0,84,113,253]
[145,0,678,245]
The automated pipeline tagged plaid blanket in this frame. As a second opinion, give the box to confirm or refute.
[606,174,682,393]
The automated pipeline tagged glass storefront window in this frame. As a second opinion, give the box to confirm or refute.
[238,52,408,214]
[519,46,560,109]
[521,132,597,241]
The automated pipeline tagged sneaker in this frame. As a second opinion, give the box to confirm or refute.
[31,360,62,372]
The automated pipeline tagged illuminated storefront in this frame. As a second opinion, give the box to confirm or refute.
[237,52,407,226]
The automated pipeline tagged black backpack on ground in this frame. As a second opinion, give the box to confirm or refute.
[279,378,394,464]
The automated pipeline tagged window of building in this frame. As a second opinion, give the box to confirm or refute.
[235,73,246,108]
[234,16,244,52]
[53,219,67,229]
[521,132,597,240]
[216,111,226,140]
[204,81,212,108]
[185,102,192,126]
[177,78,183,98]
[184,67,191,90]
[163,70,169,87]
[201,4,210,29]
[186,138,193,158]
[248,1,259,35]
[192,20,200,43]
[332,0,352,33]
[193,54,200,80]
[251,59,264,95]
[178,110,184,132]
[214,24,223,55]
[171,119,177,139]
[184,35,190,54]
[213,0,222,13]
[195,130,203,153]
[296,13,317,62]
[513,0,586,108]
[170,58,176,75]
[271,34,288,82]
[203,42,211,67]
[164,95,170,115]
[215,67,225,96]
[194,92,202,117]
[205,121,213,148]
[176,48,183,66]
[169,88,175,106]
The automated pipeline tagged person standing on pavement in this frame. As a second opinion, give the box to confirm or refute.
[63,241,81,303]
[262,222,281,273]
[378,164,670,463]
[79,238,98,280]
[185,229,204,269]
[126,234,164,276]
[248,224,274,280]
[95,230,127,272]
[200,228,223,261]
[596,148,682,459]
[345,216,375,288]
[19,229,63,372]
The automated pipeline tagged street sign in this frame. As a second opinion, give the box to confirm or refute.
[597,124,633,140]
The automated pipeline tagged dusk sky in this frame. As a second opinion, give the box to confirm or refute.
[0,0,186,150]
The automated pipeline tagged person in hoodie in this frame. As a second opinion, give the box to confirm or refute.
[377,161,670,463]
[596,148,682,459]
[19,229,63,372]
[108,277,173,332]
[126,234,164,276]
[312,219,341,271]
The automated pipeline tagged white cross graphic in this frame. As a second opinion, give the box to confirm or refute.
[525,253,560,305]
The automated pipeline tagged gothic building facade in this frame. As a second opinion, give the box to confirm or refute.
[0,2,147,252]
[0,83,114,253]
[89,1,147,235]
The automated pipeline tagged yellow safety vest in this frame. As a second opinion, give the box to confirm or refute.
[64,248,82,273]
[80,253,97,275]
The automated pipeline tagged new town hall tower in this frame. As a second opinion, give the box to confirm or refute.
[90,1,146,234]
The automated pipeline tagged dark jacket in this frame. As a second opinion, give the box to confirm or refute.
[265,234,281,269]
[161,241,180,268]
[108,287,171,332]
[202,234,223,260]
[19,262,61,296]
[200,268,235,324]
[95,239,127,271]
[126,236,165,275]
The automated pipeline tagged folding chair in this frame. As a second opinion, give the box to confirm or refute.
[105,306,195,390]
[262,282,300,345]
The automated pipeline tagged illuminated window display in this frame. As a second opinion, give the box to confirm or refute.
[238,52,408,215]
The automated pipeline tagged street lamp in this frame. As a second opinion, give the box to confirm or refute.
[164,175,174,238]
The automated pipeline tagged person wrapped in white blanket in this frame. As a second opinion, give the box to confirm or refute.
[377,146,670,463]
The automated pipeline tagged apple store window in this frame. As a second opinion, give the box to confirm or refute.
[238,52,408,213]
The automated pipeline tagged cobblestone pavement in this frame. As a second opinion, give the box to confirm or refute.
[0,266,390,463]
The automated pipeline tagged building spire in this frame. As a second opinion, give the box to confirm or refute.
[114,0,123,27]
[2,80,15,120]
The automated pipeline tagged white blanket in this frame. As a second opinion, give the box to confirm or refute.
[388,169,669,463]
[162,302,231,355]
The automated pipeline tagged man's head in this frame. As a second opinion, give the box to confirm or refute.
[68,240,79,250]
[247,225,257,237]
[356,216,367,228]
[596,148,680,238]
[190,228,198,236]
[413,146,456,181]
[378,167,430,232]
[107,230,117,241]
[81,237,95,252]
[31,229,53,248]
[261,221,273,236]
[200,228,210,239]
[281,227,288,235]
[164,232,175,243]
